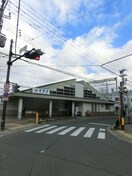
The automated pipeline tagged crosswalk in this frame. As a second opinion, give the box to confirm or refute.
[24,124,106,140]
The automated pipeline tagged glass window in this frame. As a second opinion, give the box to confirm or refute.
[115,97,118,101]
[105,104,109,110]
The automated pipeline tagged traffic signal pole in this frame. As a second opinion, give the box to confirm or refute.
[1,40,44,131]
[1,39,13,131]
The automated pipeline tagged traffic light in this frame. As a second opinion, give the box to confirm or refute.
[123,86,128,94]
[24,48,44,60]
[13,84,20,93]
[118,83,128,94]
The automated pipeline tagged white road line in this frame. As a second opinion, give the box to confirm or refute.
[58,127,76,135]
[24,124,50,132]
[89,122,110,127]
[40,149,45,153]
[83,128,95,138]
[97,132,105,139]
[35,126,57,133]
[99,128,105,132]
[46,126,67,134]
[70,127,85,136]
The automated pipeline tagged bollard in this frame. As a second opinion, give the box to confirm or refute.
[121,118,125,130]
[35,112,39,124]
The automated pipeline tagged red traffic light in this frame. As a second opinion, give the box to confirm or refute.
[24,49,44,61]
[35,56,40,60]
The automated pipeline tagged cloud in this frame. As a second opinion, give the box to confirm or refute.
[1,0,132,94]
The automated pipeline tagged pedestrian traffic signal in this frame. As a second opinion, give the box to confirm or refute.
[24,48,44,60]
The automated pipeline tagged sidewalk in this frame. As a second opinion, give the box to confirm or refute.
[109,123,132,143]
[0,117,37,137]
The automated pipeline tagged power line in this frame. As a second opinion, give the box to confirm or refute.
[2,1,129,81]
[102,53,132,66]
[10,0,118,68]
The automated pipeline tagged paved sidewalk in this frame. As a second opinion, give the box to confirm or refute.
[0,117,37,137]
[109,123,132,143]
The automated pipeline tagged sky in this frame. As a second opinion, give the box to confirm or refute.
[0,0,132,94]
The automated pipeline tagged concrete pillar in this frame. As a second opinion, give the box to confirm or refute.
[18,98,23,120]
[72,101,75,117]
[49,100,53,118]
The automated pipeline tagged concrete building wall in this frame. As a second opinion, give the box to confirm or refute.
[75,83,83,98]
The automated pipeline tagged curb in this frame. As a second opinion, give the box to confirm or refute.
[107,127,132,144]
[0,122,37,137]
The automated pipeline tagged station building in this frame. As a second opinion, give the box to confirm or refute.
[0,79,114,120]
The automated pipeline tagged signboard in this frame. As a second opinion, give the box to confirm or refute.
[19,45,27,54]
[32,88,50,95]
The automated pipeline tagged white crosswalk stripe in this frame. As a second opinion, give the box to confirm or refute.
[24,124,50,132]
[24,125,106,140]
[58,127,76,135]
[97,128,106,139]
[35,126,57,133]
[83,128,95,138]
[46,126,67,134]
[70,127,85,136]
[97,132,105,139]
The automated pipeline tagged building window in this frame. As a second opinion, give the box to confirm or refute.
[92,104,97,112]
[105,104,109,110]
[115,97,118,101]
[124,97,126,102]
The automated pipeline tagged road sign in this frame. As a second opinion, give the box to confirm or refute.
[4,83,10,90]
[3,92,9,97]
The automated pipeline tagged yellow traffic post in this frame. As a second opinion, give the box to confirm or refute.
[35,112,39,124]
[121,118,125,130]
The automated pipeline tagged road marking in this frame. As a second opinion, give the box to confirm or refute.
[83,128,95,138]
[58,127,76,135]
[99,128,105,132]
[40,149,45,153]
[97,132,105,139]
[70,127,85,136]
[24,124,50,132]
[46,126,67,134]
[89,122,110,127]
[24,125,106,140]
[35,126,57,133]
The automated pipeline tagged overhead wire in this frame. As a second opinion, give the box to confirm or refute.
[9,0,119,69]
[18,0,119,71]
[2,0,129,83]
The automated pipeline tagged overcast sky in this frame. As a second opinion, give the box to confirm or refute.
[0,0,132,94]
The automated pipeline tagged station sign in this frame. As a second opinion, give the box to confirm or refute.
[32,88,50,95]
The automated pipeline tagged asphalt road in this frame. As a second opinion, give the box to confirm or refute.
[0,116,132,176]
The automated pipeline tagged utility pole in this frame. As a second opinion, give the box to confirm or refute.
[1,39,13,130]
[119,68,128,120]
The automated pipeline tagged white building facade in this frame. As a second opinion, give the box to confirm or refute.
[0,79,114,120]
